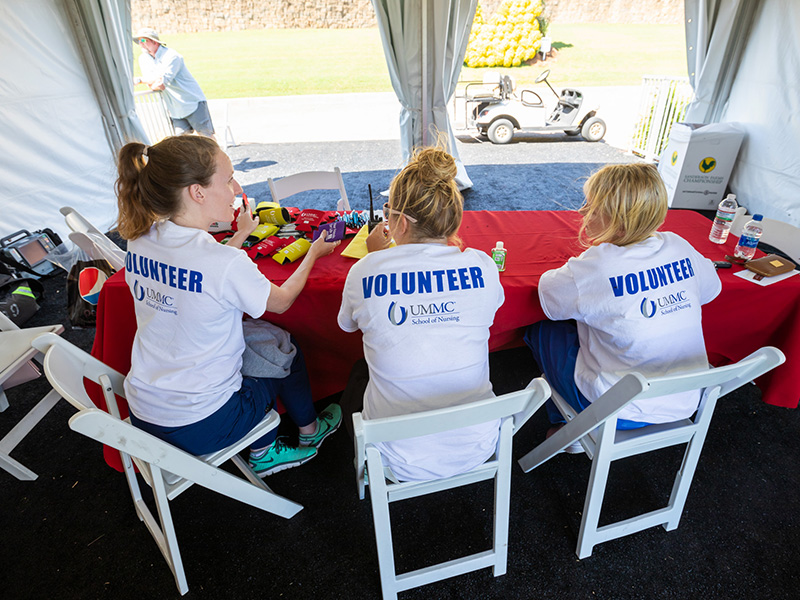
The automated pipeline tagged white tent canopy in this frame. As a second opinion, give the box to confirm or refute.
[2,0,799,244]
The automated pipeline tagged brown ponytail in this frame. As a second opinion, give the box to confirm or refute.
[115,135,219,240]
[389,145,463,246]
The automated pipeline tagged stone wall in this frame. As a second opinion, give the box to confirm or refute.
[131,0,684,34]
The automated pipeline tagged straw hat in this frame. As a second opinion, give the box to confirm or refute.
[133,27,166,46]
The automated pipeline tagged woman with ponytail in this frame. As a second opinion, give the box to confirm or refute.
[337,146,505,482]
[116,136,342,477]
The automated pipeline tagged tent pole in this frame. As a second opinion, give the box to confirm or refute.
[421,0,428,147]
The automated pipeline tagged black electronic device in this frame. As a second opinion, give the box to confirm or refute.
[0,230,59,276]
[367,184,382,233]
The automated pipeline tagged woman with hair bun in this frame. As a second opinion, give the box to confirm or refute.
[337,146,504,482]
[116,135,342,477]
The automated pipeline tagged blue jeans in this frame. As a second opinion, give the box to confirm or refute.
[524,320,650,430]
[130,345,317,455]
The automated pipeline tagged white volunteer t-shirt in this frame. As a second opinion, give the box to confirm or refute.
[538,232,722,423]
[339,243,504,481]
[124,220,270,427]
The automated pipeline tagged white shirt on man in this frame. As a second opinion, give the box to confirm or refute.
[124,220,270,427]
[339,243,504,481]
[538,232,722,423]
[139,45,206,119]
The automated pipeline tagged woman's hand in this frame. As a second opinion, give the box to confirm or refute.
[366,223,392,253]
[308,230,340,259]
[235,199,259,238]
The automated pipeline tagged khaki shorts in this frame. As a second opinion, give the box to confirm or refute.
[171,101,215,137]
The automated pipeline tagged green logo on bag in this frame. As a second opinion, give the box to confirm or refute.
[671,151,678,165]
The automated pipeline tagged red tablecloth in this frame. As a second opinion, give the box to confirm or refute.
[91,210,800,468]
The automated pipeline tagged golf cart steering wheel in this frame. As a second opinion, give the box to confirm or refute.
[535,69,550,84]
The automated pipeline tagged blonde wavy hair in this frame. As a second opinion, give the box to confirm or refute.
[578,163,668,247]
[389,144,463,246]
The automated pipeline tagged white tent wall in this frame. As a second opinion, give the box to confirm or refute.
[684,0,800,226]
[0,0,118,244]
[721,0,800,226]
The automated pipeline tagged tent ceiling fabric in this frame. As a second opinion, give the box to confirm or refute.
[371,0,476,189]
[0,0,119,242]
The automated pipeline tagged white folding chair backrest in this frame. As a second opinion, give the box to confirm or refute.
[353,378,550,600]
[267,167,351,211]
[729,208,800,262]
[518,346,786,559]
[32,333,302,596]
[60,206,126,272]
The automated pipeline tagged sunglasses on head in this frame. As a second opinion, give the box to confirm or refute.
[383,202,417,223]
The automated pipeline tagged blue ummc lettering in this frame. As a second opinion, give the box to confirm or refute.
[126,252,203,294]
[360,266,489,299]
[608,256,697,298]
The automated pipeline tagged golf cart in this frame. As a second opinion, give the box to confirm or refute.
[473,70,606,144]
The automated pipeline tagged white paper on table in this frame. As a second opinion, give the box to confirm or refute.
[733,268,800,286]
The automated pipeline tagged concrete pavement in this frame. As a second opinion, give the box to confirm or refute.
[208,85,643,151]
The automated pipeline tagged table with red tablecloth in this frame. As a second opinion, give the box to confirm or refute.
[90,210,800,467]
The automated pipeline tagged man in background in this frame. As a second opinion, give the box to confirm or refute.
[133,27,215,139]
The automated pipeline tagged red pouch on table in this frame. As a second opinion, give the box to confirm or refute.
[295,209,335,233]
[247,237,293,260]
[285,207,302,220]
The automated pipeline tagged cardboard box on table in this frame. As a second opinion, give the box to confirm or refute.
[657,122,745,209]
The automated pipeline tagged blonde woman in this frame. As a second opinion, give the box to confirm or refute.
[116,135,341,476]
[525,163,722,448]
[337,147,504,482]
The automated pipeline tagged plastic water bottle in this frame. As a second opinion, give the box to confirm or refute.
[491,241,507,271]
[708,194,738,243]
[733,214,764,260]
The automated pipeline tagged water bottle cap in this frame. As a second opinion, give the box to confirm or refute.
[753,214,763,221]
[495,241,504,249]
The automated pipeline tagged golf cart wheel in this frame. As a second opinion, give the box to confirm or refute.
[487,119,515,144]
[581,117,606,142]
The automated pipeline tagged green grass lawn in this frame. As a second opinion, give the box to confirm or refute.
[133,24,687,99]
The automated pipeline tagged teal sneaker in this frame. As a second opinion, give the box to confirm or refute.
[249,437,317,477]
[298,403,342,449]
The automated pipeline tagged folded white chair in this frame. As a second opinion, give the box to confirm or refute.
[32,332,303,596]
[60,206,126,272]
[353,378,550,600]
[268,167,351,211]
[0,314,64,480]
[518,346,786,559]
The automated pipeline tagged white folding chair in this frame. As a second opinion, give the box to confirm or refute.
[353,378,550,600]
[60,206,126,272]
[518,347,786,559]
[31,333,303,596]
[0,312,63,480]
[730,207,800,262]
[268,167,351,211]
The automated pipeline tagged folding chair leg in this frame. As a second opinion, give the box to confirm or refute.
[149,465,189,595]
[662,432,710,532]
[576,427,615,559]
[0,389,9,412]
[0,389,61,480]
[366,450,399,600]
[492,420,513,576]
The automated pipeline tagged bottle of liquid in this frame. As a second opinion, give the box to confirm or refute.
[733,214,764,260]
[491,241,507,272]
[708,194,738,244]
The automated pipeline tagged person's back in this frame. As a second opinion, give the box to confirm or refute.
[527,163,721,445]
[339,146,504,481]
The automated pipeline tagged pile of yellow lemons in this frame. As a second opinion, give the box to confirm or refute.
[464,0,545,68]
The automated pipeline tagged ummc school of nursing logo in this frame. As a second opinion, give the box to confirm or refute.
[133,280,177,315]
[388,302,408,326]
[640,297,657,318]
[640,290,692,319]
[387,301,460,326]
[698,156,717,173]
